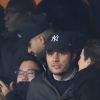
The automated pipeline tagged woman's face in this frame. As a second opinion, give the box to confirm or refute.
[78,49,91,70]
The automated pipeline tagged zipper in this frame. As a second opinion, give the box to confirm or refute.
[44,78,61,100]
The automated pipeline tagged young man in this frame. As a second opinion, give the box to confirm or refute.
[27,31,79,100]
[0,54,43,100]
[27,29,54,61]
[4,0,35,33]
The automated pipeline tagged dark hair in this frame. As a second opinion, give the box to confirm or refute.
[13,53,44,84]
[17,53,44,72]
[84,40,100,67]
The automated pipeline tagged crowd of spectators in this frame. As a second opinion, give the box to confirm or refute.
[0,0,100,100]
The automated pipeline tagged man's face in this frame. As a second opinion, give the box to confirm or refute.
[46,51,72,75]
[4,7,23,32]
[28,36,44,57]
[17,60,38,83]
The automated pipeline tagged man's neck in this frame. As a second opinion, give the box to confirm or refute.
[53,68,77,81]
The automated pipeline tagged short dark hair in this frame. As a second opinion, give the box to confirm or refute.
[84,40,100,67]
[17,53,44,72]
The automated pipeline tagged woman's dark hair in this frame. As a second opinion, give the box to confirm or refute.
[83,40,100,67]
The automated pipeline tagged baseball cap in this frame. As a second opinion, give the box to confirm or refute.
[45,31,76,52]
[18,14,49,42]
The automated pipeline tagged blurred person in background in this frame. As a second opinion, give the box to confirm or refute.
[34,0,90,35]
[0,0,35,84]
[73,40,100,100]
[27,29,54,64]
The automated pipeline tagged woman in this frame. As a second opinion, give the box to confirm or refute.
[73,40,100,100]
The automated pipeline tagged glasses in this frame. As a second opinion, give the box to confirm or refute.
[15,69,35,78]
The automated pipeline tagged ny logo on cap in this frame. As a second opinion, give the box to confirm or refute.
[51,35,59,42]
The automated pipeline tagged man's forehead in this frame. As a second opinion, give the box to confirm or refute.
[19,64,36,70]
[46,50,71,54]
[19,69,34,72]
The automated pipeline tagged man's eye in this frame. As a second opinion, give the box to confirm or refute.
[28,72,34,75]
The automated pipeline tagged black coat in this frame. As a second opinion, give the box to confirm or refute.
[73,65,100,100]
[6,82,30,100]
[27,70,76,100]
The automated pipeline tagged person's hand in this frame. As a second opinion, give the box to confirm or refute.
[0,80,10,96]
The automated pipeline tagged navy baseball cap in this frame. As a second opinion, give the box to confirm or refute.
[45,31,76,52]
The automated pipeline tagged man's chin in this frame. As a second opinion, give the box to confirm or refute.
[53,71,66,76]
[53,72,63,75]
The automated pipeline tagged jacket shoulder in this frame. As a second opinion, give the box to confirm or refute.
[27,77,58,100]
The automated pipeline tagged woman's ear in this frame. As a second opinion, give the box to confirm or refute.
[86,58,92,66]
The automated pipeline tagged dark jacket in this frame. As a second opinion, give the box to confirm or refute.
[73,65,100,100]
[6,82,30,100]
[27,69,77,100]
[0,32,27,84]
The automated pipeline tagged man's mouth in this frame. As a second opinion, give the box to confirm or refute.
[52,64,61,69]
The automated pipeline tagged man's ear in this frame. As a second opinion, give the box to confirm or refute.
[38,34,45,44]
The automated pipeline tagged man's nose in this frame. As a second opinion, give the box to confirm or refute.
[52,52,59,61]
[22,73,28,81]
